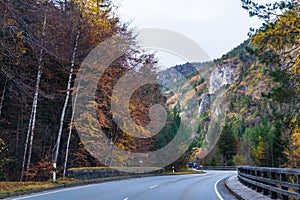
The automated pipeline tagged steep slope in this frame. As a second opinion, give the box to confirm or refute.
[161,40,299,167]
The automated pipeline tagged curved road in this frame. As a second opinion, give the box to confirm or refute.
[8,171,237,200]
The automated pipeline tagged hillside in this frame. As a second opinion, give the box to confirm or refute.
[160,39,299,167]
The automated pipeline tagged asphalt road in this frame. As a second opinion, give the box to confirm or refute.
[8,171,237,200]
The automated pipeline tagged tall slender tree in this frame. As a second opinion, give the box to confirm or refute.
[56,15,81,178]
[0,78,7,117]
[22,2,48,181]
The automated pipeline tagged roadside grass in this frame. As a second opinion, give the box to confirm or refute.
[165,169,205,175]
[68,166,163,172]
[0,178,79,195]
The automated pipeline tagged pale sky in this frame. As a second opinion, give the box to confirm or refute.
[116,0,277,68]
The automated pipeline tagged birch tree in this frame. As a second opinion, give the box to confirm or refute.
[55,19,81,177]
[62,78,79,178]
[59,0,114,177]
[21,2,48,181]
[0,78,7,118]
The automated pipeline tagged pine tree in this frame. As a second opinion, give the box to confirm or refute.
[217,124,237,166]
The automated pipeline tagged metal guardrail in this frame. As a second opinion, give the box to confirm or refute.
[238,166,300,200]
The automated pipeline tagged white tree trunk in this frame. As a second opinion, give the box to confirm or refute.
[25,65,42,180]
[24,6,48,181]
[56,25,81,178]
[62,81,79,178]
[20,107,33,181]
[0,78,7,118]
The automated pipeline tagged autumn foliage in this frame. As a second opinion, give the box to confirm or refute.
[0,0,158,181]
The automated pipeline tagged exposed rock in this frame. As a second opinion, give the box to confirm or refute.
[209,65,235,94]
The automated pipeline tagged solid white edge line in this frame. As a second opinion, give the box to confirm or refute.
[9,182,108,200]
[214,178,224,200]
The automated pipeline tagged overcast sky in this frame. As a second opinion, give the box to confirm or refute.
[116,0,277,68]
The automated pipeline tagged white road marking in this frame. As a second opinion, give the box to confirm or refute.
[214,178,224,200]
[123,198,129,200]
[9,183,108,200]
[149,184,159,189]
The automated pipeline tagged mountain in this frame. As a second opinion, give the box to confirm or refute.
[160,40,299,167]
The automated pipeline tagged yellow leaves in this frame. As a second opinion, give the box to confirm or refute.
[72,0,114,41]
[253,135,264,160]
[250,4,300,91]
[292,59,300,75]
[292,58,300,89]
[284,116,300,168]
[15,31,27,55]
[18,42,27,55]
[5,18,17,26]
[228,112,237,119]
[240,107,247,114]
[233,154,247,166]
[0,138,6,153]
[16,31,23,38]
[251,5,300,49]
[291,116,298,124]
[290,117,300,142]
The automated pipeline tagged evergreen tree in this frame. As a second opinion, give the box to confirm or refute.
[217,124,237,166]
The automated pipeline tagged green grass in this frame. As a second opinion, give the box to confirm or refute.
[0,178,79,195]
[0,182,55,195]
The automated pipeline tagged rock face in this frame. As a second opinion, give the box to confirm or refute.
[160,62,237,115]
[159,61,238,159]
[198,65,236,114]
[199,94,210,114]
[209,65,235,94]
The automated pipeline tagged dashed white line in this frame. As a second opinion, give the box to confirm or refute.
[149,184,159,189]
[214,178,224,200]
[123,198,129,200]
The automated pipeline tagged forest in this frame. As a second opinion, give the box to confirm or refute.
[200,0,300,169]
[0,0,170,181]
[0,0,299,182]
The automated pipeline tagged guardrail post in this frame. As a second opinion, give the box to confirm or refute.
[263,171,269,196]
[245,169,250,187]
[238,168,244,185]
[251,169,256,190]
[248,169,252,188]
[270,172,277,199]
[256,170,262,193]
[280,173,288,200]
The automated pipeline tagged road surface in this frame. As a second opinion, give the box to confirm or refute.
[8,171,237,200]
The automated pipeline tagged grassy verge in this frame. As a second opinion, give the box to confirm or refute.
[68,166,164,172]
[0,178,79,195]
[165,169,205,175]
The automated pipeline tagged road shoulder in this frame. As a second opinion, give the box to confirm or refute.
[225,175,271,200]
